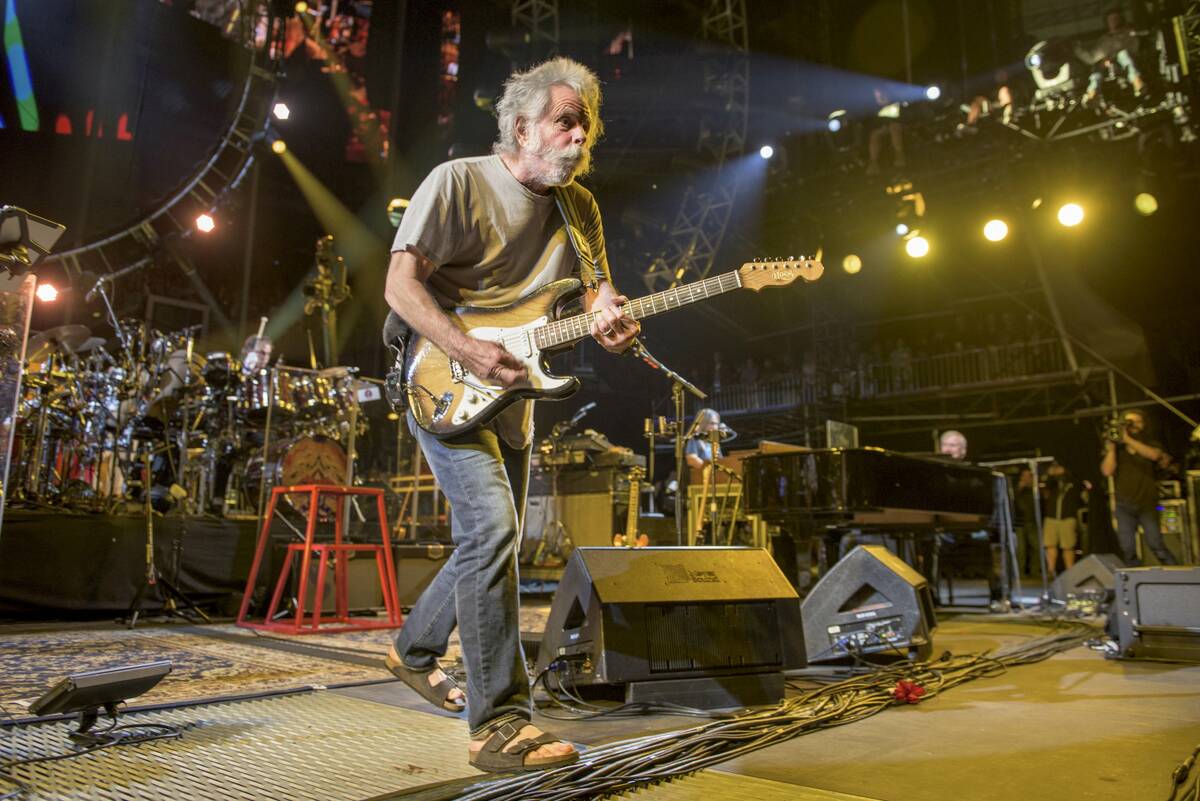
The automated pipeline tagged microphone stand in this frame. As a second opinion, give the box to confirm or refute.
[629,339,706,546]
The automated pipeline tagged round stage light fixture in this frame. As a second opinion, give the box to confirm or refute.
[195,213,215,233]
[842,254,862,274]
[895,223,909,236]
[759,145,774,160]
[387,197,410,227]
[828,118,842,132]
[1134,193,1158,216]
[925,85,942,101]
[905,235,929,258]
[271,139,287,155]
[1057,202,1084,227]
[295,2,308,13]
[983,219,1009,242]
[35,283,58,303]
[272,102,291,121]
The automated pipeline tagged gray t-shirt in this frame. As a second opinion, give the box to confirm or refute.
[387,154,609,448]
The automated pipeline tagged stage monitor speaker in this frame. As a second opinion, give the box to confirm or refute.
[1111,566,1200,663]
[395,542,455,608]
[535,547,804,709]
[801,545,937,664]
[1050,553,1124,611]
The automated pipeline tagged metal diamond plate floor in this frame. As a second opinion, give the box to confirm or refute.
[1,691,477,801]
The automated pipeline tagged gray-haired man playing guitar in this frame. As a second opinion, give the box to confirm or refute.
[381,57,638,773]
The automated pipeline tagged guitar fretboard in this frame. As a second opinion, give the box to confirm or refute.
[532,271,743,350]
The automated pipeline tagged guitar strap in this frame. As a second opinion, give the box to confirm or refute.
[386,187,606,413]
[553,186,603,291]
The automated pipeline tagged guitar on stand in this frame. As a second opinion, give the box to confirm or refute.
[612,466,649,547]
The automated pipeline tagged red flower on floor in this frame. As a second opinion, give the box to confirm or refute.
[892,679,926,704]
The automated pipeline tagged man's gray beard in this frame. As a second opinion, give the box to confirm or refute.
[526,130,585,186]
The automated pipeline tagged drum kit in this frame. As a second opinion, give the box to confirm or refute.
[10,319,368,516]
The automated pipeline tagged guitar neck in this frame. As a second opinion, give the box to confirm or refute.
[534,271,743,350]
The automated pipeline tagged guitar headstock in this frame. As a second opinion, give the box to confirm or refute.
[737,257,824,291]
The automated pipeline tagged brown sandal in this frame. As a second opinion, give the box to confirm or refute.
[385,653,465,712]
[469,721,579,774]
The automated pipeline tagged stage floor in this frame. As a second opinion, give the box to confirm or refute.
[2,611,1196,800]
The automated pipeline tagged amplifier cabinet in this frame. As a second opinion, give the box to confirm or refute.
[525,493,620,554]
[289,542,454,612]
[528,465,630,497]
[1112,566,1200,662]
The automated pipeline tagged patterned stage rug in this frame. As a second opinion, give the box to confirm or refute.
[0,625,394,715]
[250,603,552,659]
[0,604,553,715]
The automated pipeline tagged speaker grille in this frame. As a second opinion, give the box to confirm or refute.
[644,602,782,673]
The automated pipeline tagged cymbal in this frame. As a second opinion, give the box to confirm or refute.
[27,324,92,362]
[77,336,107,353]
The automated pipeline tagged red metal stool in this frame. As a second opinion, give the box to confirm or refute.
[236,484,403,634]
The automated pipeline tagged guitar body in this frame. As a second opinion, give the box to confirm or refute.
[402,279,584,439]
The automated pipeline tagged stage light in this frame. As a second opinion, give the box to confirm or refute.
[925,85,942,101]
[195,213,215,233]
[295,2,308,12]
[35,282,58,302]
[1134,192,1158,216]
[842,254,862,274]
[1057,202,1084,227]
[828,118,842,132]
[272,102,291,121]
[827,110,846,133]
[905,235,929,258]
[759,145,774,160]
[386,197,410,227]
[271,139,287,155]
[1029,53,1043,68]
[983,219,1009,242]
[895,223,909,236]
[30,661,172,745]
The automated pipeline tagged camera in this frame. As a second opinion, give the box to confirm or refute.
[1104,417,1129,442]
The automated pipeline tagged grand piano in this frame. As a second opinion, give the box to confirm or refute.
[742,447,996,529]
[741,447,1002,601]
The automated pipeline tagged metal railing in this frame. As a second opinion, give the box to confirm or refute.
[712,338,1070,413]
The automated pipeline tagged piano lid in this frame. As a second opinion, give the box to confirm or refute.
[742,447,995,521]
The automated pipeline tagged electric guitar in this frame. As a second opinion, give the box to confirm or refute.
[386,258,823,439]
[612,466,648,548]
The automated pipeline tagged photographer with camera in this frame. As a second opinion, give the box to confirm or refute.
[1100,410,1178,565]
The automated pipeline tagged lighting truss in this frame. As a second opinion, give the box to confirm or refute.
[511,0,559,60]
[642,0,749,294]
[45,2,283,282]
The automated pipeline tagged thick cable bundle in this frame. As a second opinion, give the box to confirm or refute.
[460,617,1098,801]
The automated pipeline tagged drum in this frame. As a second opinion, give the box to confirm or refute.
[243,434,347,516]
[291,372,339,420]
[203,352,239,389]
[238,368,296,423]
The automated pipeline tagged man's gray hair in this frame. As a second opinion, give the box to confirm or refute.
[493,57,603,175]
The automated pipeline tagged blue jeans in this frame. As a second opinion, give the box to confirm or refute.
[1114,500,1178,566]
[393,415,531,735]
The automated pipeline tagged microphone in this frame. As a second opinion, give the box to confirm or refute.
[570,401,597,424]
[84,257,153,301]
[84,275,109,302]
